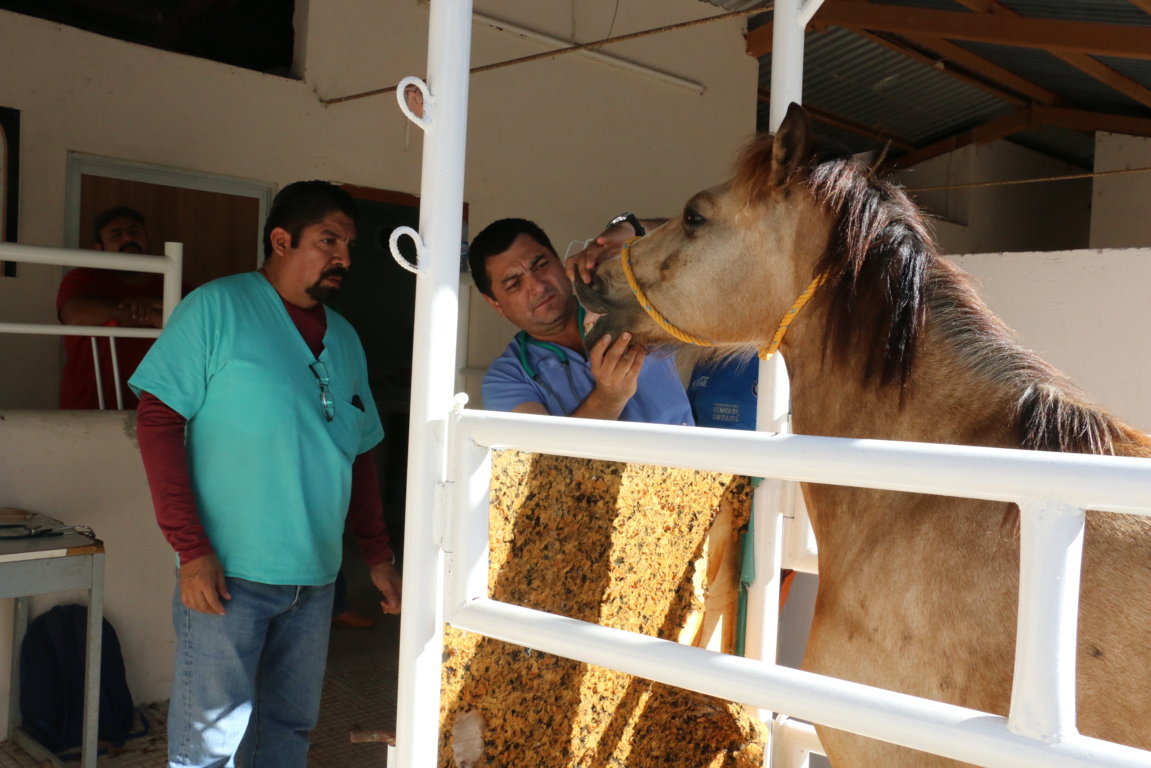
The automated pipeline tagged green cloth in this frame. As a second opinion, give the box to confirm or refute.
[130,272,383,585]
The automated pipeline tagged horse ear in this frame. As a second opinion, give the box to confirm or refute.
[769,102,811,187]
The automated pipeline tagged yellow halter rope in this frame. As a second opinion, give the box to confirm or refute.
[618,237,827,360]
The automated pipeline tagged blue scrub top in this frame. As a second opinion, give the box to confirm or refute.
[130,272,383,585]
[482,334,694,426]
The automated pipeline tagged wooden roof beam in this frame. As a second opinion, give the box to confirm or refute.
[747,22,1052,107]
[948,0,1151,110]
[799,1,1151,60]
[889,34,1063,106]
[884,108,1033,169]
[1034,105,1151,138]
[885,104,1151,171]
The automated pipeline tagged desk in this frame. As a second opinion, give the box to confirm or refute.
[1,512,104,768]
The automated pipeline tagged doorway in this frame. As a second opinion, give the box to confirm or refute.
[67,153,273,286]
[329,185,422,559]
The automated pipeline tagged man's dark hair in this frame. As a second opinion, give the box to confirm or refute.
[92,206,146,245]
[263,180,358,258]
[467,218,557,298]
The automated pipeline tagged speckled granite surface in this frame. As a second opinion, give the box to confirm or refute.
[440,451,766,768]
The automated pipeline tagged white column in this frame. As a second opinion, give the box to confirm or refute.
[745,0,813,671]
[393,1,474,767]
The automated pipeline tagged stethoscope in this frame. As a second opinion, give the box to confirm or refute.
[515,305,588,379]
[514,306,592,412]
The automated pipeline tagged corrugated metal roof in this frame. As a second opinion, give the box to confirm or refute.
[720,0,1151,168]
[998,0,1151,26]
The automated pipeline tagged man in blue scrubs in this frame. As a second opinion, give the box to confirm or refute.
[468,218,692,425]
[130,181,401,768]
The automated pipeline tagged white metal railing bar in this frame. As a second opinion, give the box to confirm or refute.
[455,409,1151,516]
[444,407,1151,767]
[447,599,1151,768]
[0,324,162,338]
[1010,499,1084,742]
[0,241,182,408]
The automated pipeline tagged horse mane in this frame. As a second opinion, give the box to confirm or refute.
[781,144,1142,456]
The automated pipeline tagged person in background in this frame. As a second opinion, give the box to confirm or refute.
[468,216,692,425]
[130,181,401,768]
[57,206,169,409]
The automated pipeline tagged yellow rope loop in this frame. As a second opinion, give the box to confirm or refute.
[618,238,828,360]
[619,238,716,348]
[758,272,828,360]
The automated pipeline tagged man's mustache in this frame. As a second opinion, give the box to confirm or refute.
[118,241,143,253]
[322,265,348,279]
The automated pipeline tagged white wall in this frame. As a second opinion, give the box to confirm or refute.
[0,0,757,725]
[949,248,1151,434]
[1091,131,1151,249]
[895,140,1093,256]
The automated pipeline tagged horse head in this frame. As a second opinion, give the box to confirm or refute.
[576,103,833,358]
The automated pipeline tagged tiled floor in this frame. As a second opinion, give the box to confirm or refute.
[1,581,401,768]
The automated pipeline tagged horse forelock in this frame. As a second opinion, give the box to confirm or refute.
[733,132,790,202]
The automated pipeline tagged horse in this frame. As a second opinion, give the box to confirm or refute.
[574,103,1151,767]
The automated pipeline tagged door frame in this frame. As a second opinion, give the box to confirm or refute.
[64,153,274,267]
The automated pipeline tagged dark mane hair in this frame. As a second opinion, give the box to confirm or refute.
[797,148,1139,455]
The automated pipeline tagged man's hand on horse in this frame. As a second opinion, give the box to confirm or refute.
[588,331,644,407]
[565,222,639,285]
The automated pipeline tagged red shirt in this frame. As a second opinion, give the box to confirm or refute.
[56,268,165,409]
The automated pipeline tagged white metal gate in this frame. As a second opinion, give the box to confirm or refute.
[392,2,1151,767]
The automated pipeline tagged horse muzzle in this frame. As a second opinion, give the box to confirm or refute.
[574,264,653,351]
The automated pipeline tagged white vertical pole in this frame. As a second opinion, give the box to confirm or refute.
[109,337,124,409]
[746,0,810,669]
[769,0,808,132]
[394,1,473,767]
[162,242,183,325]
[90,338,106,410]
[1009,499,1085,743]
[758,0,815,755]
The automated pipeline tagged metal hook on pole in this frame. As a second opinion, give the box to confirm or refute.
[396,76,433,131]
[389,226,426,275]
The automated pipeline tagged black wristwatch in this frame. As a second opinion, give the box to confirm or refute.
[607,212,645,237]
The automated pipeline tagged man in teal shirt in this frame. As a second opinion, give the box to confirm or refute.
[131,181,401,768]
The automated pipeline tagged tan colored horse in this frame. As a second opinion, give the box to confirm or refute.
[575,104,1151,767]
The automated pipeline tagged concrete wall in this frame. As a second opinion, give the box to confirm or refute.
[1091,131,1151,249]
[949,248,1151,434]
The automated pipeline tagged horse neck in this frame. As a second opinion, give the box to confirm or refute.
[781,297,1022,447]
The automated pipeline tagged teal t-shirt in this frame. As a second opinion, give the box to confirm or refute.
[129,272,383,585]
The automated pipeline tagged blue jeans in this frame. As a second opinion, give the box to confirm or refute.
[167,578,335,768]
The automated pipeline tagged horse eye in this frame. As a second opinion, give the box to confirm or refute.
[684,208,707,227]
